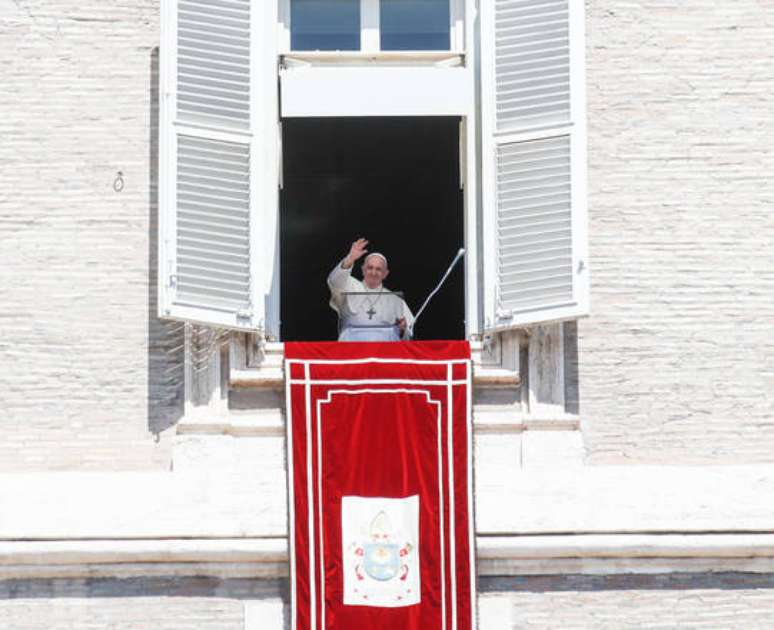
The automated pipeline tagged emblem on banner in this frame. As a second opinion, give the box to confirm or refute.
[342,495,421,607]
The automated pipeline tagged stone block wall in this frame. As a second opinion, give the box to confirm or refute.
[481,573,774,629]
[0,0,182,471]
[581,0,774,464]
[5,574,774,629]
[0,577,285,630]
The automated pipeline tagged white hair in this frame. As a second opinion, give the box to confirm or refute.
[363,252,388,268]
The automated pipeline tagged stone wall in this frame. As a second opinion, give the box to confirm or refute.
[0,0,182,471]
[581,0,774,464]
[0,577,285,630]
[5,574,774,630]
[481,573,774,629]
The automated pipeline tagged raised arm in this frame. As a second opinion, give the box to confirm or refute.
[328,238,369,292]
[341,238,369,269]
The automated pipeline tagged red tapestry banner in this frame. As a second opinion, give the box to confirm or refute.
[285,341,475,630]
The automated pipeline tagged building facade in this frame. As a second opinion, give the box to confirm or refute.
[1,0,773,628]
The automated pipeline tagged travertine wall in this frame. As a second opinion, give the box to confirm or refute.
[0,577,285,630]
[0,0,182,471]
[4,574,774,630]
[481,573,774,629]
[581,0,774,464]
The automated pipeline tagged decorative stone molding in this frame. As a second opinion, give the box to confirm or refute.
[7,534,774,579]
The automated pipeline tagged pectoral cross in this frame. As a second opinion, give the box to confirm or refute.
[366,306,376,320]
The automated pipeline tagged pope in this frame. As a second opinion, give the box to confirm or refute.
[328,238,415,341]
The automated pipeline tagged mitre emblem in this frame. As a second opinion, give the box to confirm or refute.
[358,511,412,582]
[342,496,420,607]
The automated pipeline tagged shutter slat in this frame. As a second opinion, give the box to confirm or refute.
[176,0,250,131]
[175,135,251,311]
[178,245,249,264]
[494,0,570,133]
[498,217,572,236]
[178,39,249,61]
[178,182,250,201]
[178,259,250,277]
[179,215,250,233]
[179,163,249,182]
[500,256,572,274]
[500,278,573,296]
[178,70,249,89]
[499,244,571,263]
[179,11,248,33]
[178,254,249,272]
[494,134,574,312]
[499,207,570,225]
[178,85,249,102]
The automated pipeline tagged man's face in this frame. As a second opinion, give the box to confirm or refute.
[362,255,389,289]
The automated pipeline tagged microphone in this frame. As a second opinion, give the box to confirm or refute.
[410,247,466,337]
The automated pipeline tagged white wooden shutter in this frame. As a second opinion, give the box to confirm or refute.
[159,0,278,331]
[481,0,589,330]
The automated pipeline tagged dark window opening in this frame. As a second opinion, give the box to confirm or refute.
[280,116,465,341]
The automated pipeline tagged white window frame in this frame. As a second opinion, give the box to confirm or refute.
[278,0,465,55]
[273,0,479,341]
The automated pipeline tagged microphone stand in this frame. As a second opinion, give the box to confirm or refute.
[410,248,465,338]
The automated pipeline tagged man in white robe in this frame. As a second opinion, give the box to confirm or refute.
[328,238,414,341]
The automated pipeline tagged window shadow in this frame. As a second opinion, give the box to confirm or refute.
[147,46,184,437]
[564,320,580,415]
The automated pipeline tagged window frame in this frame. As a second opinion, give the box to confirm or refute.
[278,0,466,55]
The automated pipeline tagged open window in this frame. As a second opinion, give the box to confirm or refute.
[480,0,590,331]
[279,116,465,341]
[158,0,588,344]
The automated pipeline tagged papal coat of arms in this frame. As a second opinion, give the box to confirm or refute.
[341,495,420,607]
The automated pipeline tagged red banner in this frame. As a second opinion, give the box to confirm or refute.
[286,341,475,630]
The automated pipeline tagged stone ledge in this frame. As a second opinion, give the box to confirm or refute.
[6,534,774,579]
[477,534,774,576]
[175,410,579,437]
[176,412,285,437]
[230,366,520,390]
[232,340,521,390]
[4,466,774,541]
[0,538,286,565]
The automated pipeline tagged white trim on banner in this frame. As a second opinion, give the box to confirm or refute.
[466,360,477,629]
[318,389,443,619]
[304,362,316,630]
[284,359,297,630]
[286,358,470,366]
[290,379,468,386]
[447,363,457,630]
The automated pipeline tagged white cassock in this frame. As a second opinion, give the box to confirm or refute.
[328,259,415,341]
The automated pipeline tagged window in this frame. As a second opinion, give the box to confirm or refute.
[285,0,456,52]
[290,0,360,51]
[380,0,450,51]
[158,0,589,338]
